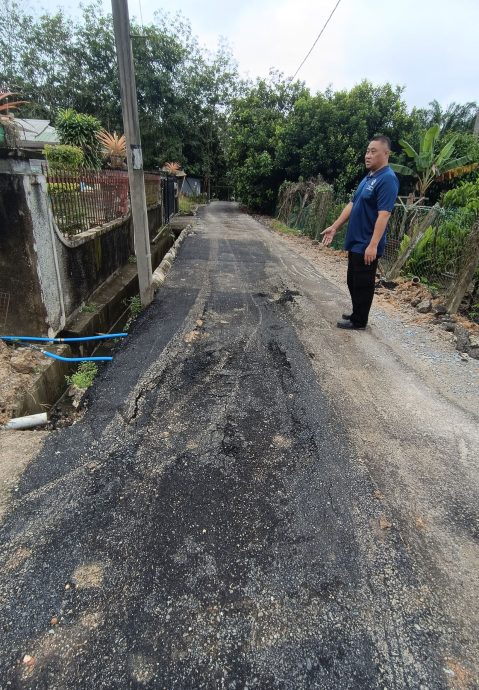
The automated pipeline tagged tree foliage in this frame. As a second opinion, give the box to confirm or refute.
[390,124,473,199]
[44,143,84,171]
[55,108,102,168]
[226,74,478,211]
[413,100,478,135]
[227,79,419,210]
[227,73,307,212]
[1,0,477,209]
[0,0,239,182]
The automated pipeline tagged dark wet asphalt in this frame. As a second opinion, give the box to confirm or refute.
[0,203,453,688]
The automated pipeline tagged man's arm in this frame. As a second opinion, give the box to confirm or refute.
[364,210,391,265]
[321,202,353,246]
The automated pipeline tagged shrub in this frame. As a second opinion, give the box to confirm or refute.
[55,109,102,168]
[44,144,84,171]
[47,181,79,194]
[66,361,98,390]
[178,195,196,214]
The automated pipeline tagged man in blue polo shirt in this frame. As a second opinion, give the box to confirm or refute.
[321,135,399,329]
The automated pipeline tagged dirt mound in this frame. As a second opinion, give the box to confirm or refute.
[0,341,47,425]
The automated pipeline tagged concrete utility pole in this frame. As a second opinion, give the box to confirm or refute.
[111,0,153,307]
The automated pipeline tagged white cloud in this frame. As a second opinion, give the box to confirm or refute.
[226,0,478,107]
[38,0,479,108]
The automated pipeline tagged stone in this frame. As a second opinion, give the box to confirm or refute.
[433,303,448,315]
[469,335,479,348]
[454,324,470,352]
[10,349,35,374]
[467,346,479,360]
[411,297,421,307]
[416,299,432,313]
[440,322,455,332]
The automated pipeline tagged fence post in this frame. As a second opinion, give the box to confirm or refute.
[445,221,479,314]
[313,187,333,239]
[384,203,441,281]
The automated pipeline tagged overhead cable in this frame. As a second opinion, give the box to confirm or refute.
[292,0,343,80]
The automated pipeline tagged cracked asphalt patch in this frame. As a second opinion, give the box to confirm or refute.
[0,203,477,689]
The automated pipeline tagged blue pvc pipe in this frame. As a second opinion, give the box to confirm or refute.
[42,351,113,362]
[1,333,127,343]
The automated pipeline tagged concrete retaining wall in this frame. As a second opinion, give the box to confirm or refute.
[0,169,171,337]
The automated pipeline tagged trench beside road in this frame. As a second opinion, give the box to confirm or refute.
[1,202,478,689]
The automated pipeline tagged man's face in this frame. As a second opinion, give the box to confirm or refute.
[365,140,390,171]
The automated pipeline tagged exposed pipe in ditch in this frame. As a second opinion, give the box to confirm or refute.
[1,335,121,362]
[2,413,48,430]
[1,333,127,343]
[41,351,113,362]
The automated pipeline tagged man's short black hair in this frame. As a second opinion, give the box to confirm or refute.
[371,134,391,150]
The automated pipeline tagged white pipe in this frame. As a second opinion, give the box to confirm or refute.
[3,413,48,430]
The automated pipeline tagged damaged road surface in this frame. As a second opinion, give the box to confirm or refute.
[1,202,478,689]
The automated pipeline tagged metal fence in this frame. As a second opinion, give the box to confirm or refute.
[45,167,177,236]
[277,191,478,298]
[45,168,129,235]
[161,174,177,223]
[379,203,471,294]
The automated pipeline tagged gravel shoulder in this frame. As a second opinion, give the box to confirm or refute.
[256,215,479,418]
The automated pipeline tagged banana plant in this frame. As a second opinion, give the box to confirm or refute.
[390,124,472,199]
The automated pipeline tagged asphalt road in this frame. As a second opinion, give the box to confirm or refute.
[1,202,478,689]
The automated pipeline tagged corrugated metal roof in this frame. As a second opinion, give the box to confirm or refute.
[14,119,59,143]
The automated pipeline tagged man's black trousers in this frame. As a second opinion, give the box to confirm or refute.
[347,251,378,327]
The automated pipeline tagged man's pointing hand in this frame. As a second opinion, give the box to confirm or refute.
[321,225,337,246]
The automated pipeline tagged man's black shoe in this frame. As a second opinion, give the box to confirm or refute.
[342,313,353,320]
[336,319,366,330]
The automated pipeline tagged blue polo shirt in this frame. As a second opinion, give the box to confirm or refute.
[344,165,399,256]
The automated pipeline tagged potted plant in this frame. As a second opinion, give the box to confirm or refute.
[96,129,127,169]
[0,91,27,147]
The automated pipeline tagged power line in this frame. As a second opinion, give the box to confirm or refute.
[292,0,343,80]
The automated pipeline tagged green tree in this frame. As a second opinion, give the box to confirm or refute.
[227,73,307,211]
[0,1,240,176]
[413,99,477,134]
[277,81,414,197]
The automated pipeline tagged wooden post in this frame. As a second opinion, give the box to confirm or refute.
[445,221,479,314]
[111,0,153,308]
[384,204,441,281]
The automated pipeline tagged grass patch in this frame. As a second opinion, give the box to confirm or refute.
[80,303,97,313]
[123,294,143,331]
[468,302,479,323]
[178,195,196,215]
[270,219,302,236]
[127,295,142,318]
[66,361,98,390]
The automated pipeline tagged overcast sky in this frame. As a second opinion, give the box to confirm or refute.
[37,0,478,110]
